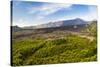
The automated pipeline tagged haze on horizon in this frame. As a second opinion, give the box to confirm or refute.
[12,1,98,27]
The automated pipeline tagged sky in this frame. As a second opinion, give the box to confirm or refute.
[12,1,98,27]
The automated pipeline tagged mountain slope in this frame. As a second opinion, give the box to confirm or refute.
[82,21,97,36]
[35,18,88,28]
[11,26,22,32]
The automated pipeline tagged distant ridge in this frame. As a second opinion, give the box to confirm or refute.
[12,18,88,30]
[11,26,22,32]
[34,18,88,28]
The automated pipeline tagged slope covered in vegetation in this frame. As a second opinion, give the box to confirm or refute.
[12,21,97,66]
[82,21,97,37]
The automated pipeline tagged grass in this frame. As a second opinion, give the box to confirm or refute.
[12,32,97,66]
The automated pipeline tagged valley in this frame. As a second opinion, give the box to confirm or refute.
[11,20,97,66]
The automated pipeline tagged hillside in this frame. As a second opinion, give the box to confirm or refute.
[11,20,97,66]
[22,18,88,29]
[82,21,97,36]
[11,26,22,32]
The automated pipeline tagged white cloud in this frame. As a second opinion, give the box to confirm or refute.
[13,19,33,27]
[13,19,45,27]
[28,3,72,20]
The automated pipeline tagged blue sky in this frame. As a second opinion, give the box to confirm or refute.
[12,1,97,27]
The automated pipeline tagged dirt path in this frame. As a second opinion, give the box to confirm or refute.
[78,35,94,41]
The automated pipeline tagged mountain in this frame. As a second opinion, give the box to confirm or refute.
[22,26,36,29]
[11,26,22,32]
[35,18,88,29]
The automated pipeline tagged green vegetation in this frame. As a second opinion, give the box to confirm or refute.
[12,21,97,66]
[12,34,97,66]
[82,21,97,37]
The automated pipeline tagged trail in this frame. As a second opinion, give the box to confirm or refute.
[78,35,94,41]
